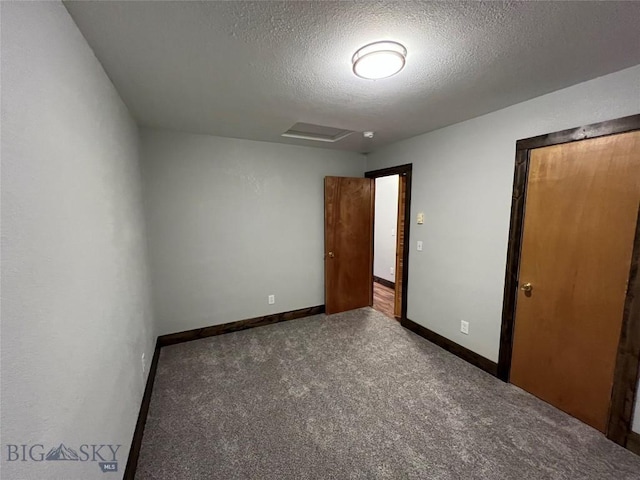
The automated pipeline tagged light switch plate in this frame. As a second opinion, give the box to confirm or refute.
[417,213,425,224]
[417,241,423,251]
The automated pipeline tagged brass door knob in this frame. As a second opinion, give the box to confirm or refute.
[328,252,335,258]
[520,282,532,292]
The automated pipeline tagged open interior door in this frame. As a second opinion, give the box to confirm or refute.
[324,176,374,314]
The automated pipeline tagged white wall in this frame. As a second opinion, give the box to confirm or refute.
[1,3,155,479]
[366,64,640,432]
[374,175,399,283]
[141,129,365,335]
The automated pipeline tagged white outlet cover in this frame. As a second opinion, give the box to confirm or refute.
[390,266,395,275]
[417,241,423,251]
[461,321,469,335]
[268,295,275,305]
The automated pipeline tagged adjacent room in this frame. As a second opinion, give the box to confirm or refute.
[2,1,640,479]
[372,174,400,320]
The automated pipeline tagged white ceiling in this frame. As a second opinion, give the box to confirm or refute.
[64,1,640,153]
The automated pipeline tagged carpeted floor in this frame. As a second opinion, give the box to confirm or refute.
[136,308,640,479]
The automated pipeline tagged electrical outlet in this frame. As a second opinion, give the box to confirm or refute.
[268,294,275,305]
[390,266,395,275]
[460,320,469,335]
[417,241,423,251]
[141,353,147,375]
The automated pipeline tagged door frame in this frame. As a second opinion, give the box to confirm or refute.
[365,164,412,321]
[497,114,640,450]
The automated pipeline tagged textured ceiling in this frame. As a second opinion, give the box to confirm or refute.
[64,1,640,153]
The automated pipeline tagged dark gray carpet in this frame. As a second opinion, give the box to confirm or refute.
[136,308,640,479]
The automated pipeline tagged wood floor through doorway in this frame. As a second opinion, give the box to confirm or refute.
[372,282,395,319]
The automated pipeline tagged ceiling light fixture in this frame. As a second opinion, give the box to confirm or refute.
[352,41,407,80]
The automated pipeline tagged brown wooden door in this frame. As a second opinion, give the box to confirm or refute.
[511,131,640,432]
[325,176,374,314]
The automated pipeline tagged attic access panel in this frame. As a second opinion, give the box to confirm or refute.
[281,122,354,143]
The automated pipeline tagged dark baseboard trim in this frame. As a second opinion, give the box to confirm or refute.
[123,339,161,480]
[401,317,498,376]
[627,432,640,456]
[373,275,395,290]
[158,304,325,347]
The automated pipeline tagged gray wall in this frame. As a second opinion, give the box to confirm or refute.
[367,66,640,361]
[634,382,640,433]
[374,175,399,283]
[366,64,640,431]
[1,3,155,479]
[140,129,365,335]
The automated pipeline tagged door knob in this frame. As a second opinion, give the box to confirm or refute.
[520,282,532,293]
[328,252,335,258]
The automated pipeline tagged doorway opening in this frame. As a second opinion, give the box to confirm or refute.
[365,164,412,322]
[323,164,411,318]
[371,174,399,319]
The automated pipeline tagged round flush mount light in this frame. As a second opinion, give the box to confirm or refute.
[352,41,407,80]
